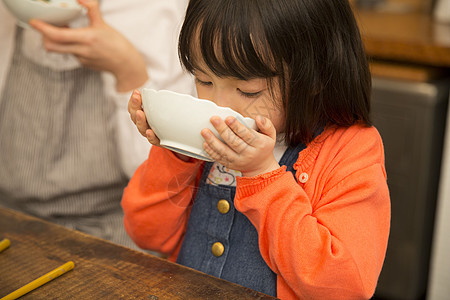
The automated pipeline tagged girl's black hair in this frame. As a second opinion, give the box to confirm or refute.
[179,0,371,146]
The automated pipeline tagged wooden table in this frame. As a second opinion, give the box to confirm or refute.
[0,207,276,299]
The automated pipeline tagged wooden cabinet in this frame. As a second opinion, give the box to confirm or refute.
[371,77,449,300]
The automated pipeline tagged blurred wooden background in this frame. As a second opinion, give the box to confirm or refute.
[349,0,436,13]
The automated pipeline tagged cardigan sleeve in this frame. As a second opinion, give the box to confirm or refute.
[122,146,203,256]
[234,126,390,300]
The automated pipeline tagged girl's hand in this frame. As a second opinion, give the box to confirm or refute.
[128,90,191,162]
[29,0,148,93]
[128,90,160,146]
[201,115,280,177]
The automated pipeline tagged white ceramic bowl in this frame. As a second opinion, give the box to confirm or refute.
[2,0,83,27]
[142,89,257,162]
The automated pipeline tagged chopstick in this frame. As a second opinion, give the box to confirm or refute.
[0,261,75,300]
[0,238,10,253]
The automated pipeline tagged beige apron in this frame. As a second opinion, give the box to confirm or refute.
[0,27,139,250]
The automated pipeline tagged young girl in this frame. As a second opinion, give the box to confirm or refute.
[122,0,390,299]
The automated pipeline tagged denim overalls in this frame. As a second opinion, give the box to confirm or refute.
[177,143,306,296]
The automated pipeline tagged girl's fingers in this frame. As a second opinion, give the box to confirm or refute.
[209,116,249,154]
[128,90,142,123]
[201,128,235,162]
[203,142,222,162]
[127,89,158,146]
[224,116,259,147]
[145,129,160,146]
[130,90,142,108]
[135,110,150,136]
[255,115,276,140]
[203,140,234,166]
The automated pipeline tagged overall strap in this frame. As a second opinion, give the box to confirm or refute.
[279,143,307,175]
[280,127,323,175]
[176,142,310,296]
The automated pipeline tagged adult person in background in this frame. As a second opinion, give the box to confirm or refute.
[0,0,194,250]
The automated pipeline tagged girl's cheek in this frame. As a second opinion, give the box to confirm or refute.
[250,98,272,119]
[196,86,220,107]
[196,87,212,102]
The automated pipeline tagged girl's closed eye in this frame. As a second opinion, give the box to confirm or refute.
[237,88,263,98]
[195,77,212,86]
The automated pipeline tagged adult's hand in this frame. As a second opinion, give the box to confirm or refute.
[29,0,149,92]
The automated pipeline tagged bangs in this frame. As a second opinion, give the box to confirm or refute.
[178,0,372,146]
[179,0,281,80]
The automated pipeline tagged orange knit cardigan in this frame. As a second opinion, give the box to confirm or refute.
[122,124,391,300]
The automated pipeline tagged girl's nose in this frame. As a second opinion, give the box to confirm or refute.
[212,91,233,109]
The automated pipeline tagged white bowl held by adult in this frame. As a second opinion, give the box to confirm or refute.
[2,0,82,27]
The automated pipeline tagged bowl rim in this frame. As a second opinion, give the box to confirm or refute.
[141,88,255,124]
[3,0,82,10]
